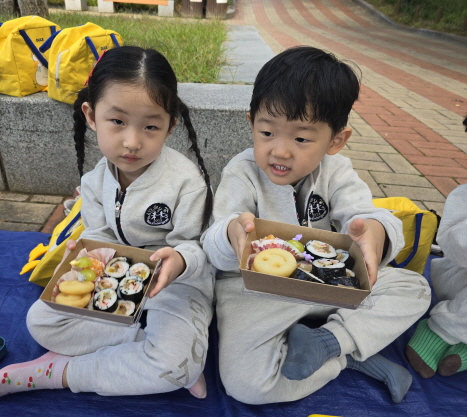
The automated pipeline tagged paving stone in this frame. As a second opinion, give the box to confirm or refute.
[340,150,382,162]
[0,201,55,223]
[412,200,426,210]
[354,170,385,197]
[383,154,420,175]
[31,195,66,204]
[370,172,432,187]
[425,176,459,198]
[424,201,445,217]
[0,222,42,232]
[0,192,29,202]
[349,136,390,145]
[352,160,392,172]
[346,143,398,154]
[380,184,445,202]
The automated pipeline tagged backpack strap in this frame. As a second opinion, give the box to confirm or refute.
[85,33,121,61]
[85,37,100,60]
[39,28,62,53]
[389,212,423,269]
[110,33,120,47]
[19,29,49,68]
[55,209,82,246]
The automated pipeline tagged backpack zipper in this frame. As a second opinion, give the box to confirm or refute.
[115,189,130,245]
[55,49,67,88]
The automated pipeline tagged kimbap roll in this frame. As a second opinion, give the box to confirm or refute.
[114,300,136,316]
[335,249,355,270]
[105,257,130,279]
[118,276,144,304]
[305,240,337,259]
[291,268,324,283]
[93,289,118,313]
[327,275,360,289]
[95,276,119,292]
[311,258,346,282]
[129,263,151,282]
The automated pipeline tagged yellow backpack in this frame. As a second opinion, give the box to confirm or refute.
[373,197,439,275]
[21,197,84,287]
[40,22,123,104]
[0,15,60,96]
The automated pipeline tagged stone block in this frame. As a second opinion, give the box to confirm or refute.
[65,0,87,10]
[158,0,174,16]
[0,84,253,194]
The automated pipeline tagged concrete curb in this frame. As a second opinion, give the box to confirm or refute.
[350,0,467,47]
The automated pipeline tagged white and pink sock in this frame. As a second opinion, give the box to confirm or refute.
[0,351,70,397]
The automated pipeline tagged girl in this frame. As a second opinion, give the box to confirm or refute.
[0,46,214,398]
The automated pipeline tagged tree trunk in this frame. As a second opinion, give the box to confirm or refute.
[394,0,402,15]
[413,5,421,21]
[434,6,443,24]
[17,0,49,17]
[0,0,17,15]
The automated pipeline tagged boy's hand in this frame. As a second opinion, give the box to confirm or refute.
[53,239,77,275]
[346,218,387,287]
[149,248,186,298]
[227,212,255,262]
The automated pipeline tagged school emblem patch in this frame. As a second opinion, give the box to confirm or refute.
[144,203,171,226]
[306,193,328,222]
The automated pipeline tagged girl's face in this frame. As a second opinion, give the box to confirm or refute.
[82,82,174,188]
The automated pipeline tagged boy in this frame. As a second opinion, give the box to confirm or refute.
[202,46,431,405]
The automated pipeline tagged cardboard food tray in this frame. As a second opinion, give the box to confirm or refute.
[40,239,161,326]
[240,219,371,310]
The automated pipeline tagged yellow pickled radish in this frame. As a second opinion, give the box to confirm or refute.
[80,269,96,282]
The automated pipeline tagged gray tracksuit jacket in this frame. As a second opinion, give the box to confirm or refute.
[80,145,209,284]
[203,148,404,275]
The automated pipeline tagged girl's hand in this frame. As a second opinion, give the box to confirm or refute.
[149,248,186,298]
[227,212,255,262]
[53,239,77,275]
[346,218,387,287]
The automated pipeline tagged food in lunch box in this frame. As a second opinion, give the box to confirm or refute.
[247,234,360,289]
[53,250,152,315]
[252,248,297,277]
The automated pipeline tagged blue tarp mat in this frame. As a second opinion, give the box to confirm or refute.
[0,230,465,416]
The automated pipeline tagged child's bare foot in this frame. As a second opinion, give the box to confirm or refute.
[187,373,207,399]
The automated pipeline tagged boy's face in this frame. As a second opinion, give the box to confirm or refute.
[249,107,352,186]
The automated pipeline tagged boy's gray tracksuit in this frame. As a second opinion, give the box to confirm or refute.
[429,183,467,345]
[202,148,431,404]
[27,145,214,396]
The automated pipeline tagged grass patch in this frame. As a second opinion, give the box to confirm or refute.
[0,12,228,83]
[365,0,467,37]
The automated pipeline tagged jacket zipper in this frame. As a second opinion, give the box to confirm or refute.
[115,190,130,245]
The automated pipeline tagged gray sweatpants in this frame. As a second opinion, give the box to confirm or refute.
[215,266,430,404]
[27,268,214,396]
[429,257,467,345]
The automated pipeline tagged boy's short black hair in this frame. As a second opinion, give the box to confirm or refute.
[250,46,361,136]
[463,116,467,132]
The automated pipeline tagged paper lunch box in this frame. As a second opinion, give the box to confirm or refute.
[240,218,371,310]
[40,239,161,325]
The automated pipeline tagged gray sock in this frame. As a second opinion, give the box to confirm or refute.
[346,354,412,403]
[282,324,341,380]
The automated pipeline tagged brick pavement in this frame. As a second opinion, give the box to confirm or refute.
[1,0,466,233]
